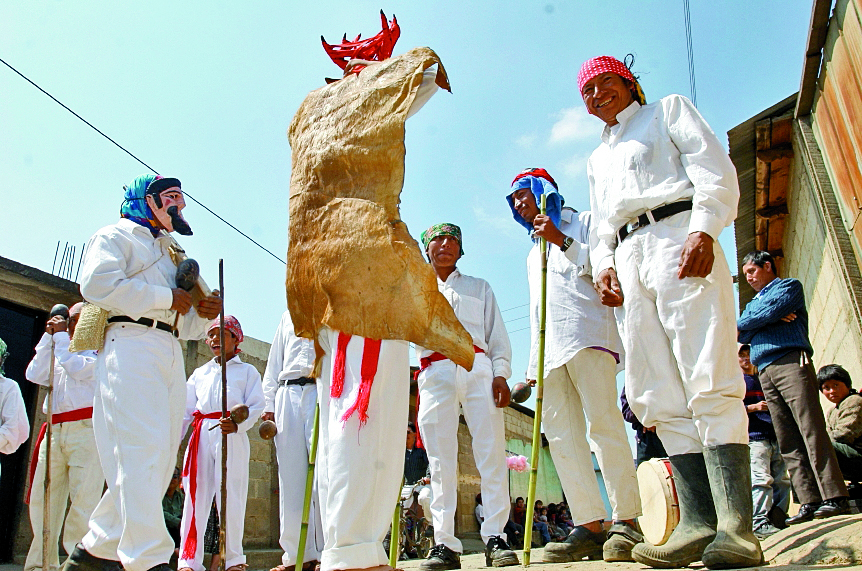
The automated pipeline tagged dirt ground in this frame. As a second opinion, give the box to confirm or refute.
[399,513,862,570]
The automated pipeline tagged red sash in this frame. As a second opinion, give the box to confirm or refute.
[25,407,94,504]
[180,410,222,560]
[418,345,485,373]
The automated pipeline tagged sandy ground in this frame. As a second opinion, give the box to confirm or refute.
[4,514,861,571]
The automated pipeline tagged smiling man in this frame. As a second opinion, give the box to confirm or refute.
[506,168,641,563]
[415,223,518,571]
[738,250,849,524]
[67,174,223,571]
[581,55,760,569]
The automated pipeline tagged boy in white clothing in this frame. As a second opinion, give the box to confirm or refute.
[178,316,265,571]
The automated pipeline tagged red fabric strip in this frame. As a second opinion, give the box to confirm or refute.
[330,332,352,398]
[340,338,382,426]
[180,410,222,560]
[417,345,485,374]
[25,407,95,505]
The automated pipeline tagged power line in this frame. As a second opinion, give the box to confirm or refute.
[504,314,528,324]
[501,303,529,313]
[683,0,698,107]
[0,56,286,265]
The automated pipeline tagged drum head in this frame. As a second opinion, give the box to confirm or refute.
[637,458,680,546]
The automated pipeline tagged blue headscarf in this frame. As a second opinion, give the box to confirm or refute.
[506,168,564,235]
[120,174,161,236]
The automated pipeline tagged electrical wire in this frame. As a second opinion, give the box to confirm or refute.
[683,0,698,107]
[0,55,286,265]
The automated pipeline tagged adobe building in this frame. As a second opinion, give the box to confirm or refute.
[730,0,862,385]
[0,255,567,564]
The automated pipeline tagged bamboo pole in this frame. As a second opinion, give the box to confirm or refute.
[389,478,404,568]
[219,260,227,571]
[294,404,320,571]
[522,194,548,567]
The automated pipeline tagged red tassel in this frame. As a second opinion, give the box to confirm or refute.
[331,332,351,398]
[341,338,382,426]
[414,391,424,449]
[180,410,221,560]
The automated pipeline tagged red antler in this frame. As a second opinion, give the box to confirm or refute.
[321,10,400,71]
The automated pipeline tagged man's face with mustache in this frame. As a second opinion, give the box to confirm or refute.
[146,187,193,235]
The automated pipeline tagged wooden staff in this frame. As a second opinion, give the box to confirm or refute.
[294,403,320,571]
[389,477,405,568]
[42,336,55,571]
[219,260,227,571]
[522,194,548,567]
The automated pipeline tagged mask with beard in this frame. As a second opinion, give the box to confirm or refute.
[167,205,193,235]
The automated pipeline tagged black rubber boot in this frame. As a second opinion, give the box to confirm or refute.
[632,453,717,568]
[61,545,123,571]
[701,444,764,569]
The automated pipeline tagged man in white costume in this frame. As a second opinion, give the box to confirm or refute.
[580,55,760,569]
[261,309,323,571]
[506,168,642,563]
[0,337,29,481]
[178,316,265,571]
[416,223,518,570]
[25,302,104,571]
[66,174,222,571]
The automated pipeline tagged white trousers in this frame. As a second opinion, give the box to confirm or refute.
[275,383,323,566]
[417,354,509,551]
[316,332,409,571]
[613,212,748,455]
[416,485,432,519]
[25,419,104,571]
[178,420,250,571]
[81,324,187,571]
[542,349,641,525]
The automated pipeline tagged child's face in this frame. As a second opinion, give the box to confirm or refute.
[206,329,237,358]
[821,379,851,404]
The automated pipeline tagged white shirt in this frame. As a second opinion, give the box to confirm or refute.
[527,209,622,379]
[587,95,739,278]
[183,355,266,435]
[0,375,29,455]
[416,270,512,380]
[79,218,210,341]
[262,310,316,413]
[25,332,97,414]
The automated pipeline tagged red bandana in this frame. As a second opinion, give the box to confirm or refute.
[577,56,635,94]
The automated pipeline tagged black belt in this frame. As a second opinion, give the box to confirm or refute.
[617,200,693,245]
[107,316,179,337]
[278,376,315,387]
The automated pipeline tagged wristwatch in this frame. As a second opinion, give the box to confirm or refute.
[560,236,574,252]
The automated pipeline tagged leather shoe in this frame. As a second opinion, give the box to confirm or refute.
[813,497,850,519]
[786,502,818,525]
[543,525,606,562]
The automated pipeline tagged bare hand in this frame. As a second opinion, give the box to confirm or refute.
[422,476,431,485]
[678,231,715,279]
[781,313,797,322]
[527,379,537,387]
[170,289,193,315]
[645,426,657,433]
[532,214,566,247]
[492,377,511,408]
[595,268,624,307]
[261,412,275,422]
[220,417,238,434]
[197,295,223,320]
[46,315,68,334]
[747,401,769,413]
[344,59,372,75]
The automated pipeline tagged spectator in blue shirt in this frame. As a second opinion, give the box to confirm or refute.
[738,251,849,524]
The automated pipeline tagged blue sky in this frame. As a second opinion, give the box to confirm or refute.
[2,1,813,421]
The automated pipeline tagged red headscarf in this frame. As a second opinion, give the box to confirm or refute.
[577,56,635,93]
[207,315,244,349]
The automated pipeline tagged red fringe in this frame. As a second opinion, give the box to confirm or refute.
[331,332,351,398]
[341,338,382,426]
[180,410,221,560]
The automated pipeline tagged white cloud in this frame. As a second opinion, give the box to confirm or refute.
[549,106,598,145]
[472,200,516,234]
[516,133,537,149]
[560,151,592,179]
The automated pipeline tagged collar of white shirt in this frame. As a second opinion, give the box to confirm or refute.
[601,100,643,143]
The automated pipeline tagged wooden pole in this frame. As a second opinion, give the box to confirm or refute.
[522,194,548,567]
[389,478,404,568]
[294,403,320,571]
[219,260,227,571]
[42,337,55,571]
